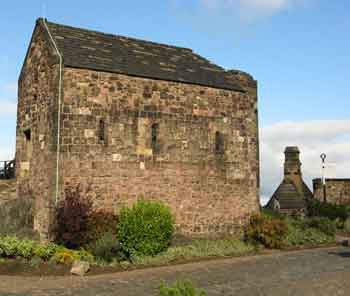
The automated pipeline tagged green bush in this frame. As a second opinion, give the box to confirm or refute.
[159,280,207,296]
[285,218,335,247]
[307,199,348,222]
[17,239,36,259]
[0,235,94,264]
[34,242,60,260]
[52,248,77,265]
[245,214,288,249]
[118,199,174,257]
[261,208,285,220]
[51,247,94,265]
[343,218,350,235]
[87,232,120,262]
[132,238,254,266]
[305,217,336,236]
[0,236,19,257]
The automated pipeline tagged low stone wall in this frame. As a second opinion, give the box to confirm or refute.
[313,178,350,205]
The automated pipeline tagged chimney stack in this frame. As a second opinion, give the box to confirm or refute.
[284,146,302,178]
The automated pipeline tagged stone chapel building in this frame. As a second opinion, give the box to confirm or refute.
[16,18,260,239]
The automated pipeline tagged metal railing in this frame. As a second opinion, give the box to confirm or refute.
[0,159,15,179]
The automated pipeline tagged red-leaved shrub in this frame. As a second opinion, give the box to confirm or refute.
[245,214,288,249]
[55,184,94,249]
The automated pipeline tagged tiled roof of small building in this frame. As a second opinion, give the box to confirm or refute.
[266,179,313,210]
[39,19,245,92]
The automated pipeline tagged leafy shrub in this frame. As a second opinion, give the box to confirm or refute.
[0,236,54,259]
[86,210,118,242]
[55,184,93,249]
[304,217,336,236]
[307,199,348,222]
[52,247,94,265]
[245,215,288,249]
[285,218,335,247]
[343,218,350,235]
[17,239,36,259]
[261,208,285,220]
[34,242,60,260]
[52,248,76,265]
[159,279,207,296]
[0,236,19,257]
[87,232,120,262]
[0,235,94,264]
[132,238,254,266]
[55,184,119,249]
[118,199,174,257]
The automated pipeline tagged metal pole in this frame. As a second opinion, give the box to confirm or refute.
[320,153,327,203]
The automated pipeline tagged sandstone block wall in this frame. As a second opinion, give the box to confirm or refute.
[313,179,350,205]
[16,24,59,239]
[57,68,260,236]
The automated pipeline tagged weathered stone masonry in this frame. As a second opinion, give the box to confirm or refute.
[313,179,350,205]
[17,23,60,237]
[17,19,260,239]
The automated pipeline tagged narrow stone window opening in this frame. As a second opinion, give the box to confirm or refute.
[34,70,39,83]
[215,131,225,156]
[151,123,159,153]
[23,129,32,162]
[24,129,31,142]
[98,119,106,143]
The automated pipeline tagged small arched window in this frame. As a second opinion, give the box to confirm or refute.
[98,119,106,143]
[151,123,159,153]
[215,131,224,156]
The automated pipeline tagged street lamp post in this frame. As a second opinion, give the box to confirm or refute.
[320,153,327,203]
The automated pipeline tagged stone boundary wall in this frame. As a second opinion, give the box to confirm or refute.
[313,178,350,205]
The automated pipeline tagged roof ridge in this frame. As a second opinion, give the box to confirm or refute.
[39,18,193,53]
[33,18,246,92]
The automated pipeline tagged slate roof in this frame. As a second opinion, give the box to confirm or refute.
[266,179,313,210]
[37,19,245,92]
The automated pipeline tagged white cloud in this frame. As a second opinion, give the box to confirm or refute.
[0,82,18,114]
[0,101,17,114]
[0,148,14,162]
[2,83,17,95]
[200,0,302,20]
[260,120,350,205]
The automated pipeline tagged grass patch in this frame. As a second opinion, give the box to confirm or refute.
[131,238,255,266]
[285,218,336,247]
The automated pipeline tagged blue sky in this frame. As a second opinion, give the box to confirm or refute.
[0,0,349,202]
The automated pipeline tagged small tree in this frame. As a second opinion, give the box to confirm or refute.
[55,184,93,249]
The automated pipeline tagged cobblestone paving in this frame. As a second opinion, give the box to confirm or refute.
[0,247,350,296]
